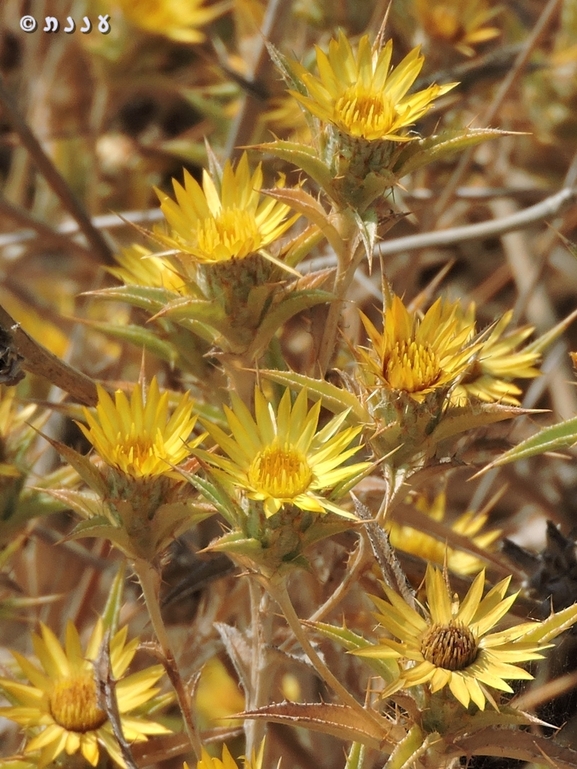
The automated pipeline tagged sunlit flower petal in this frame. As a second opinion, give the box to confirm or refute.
[155,153,299,263]
[197,388,371,518]
[387,491,501,575]
[452,306,541,405]
[290,31,456,141]
[414,0,501,57]
[78,378,199,479]
[107,0,226,43]
[0,620,170,769]
[357,295,478,401]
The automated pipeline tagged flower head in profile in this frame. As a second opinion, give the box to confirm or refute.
[190,741,265,769]
[388,491,501,575]
[78,378,199,479]
[197,388,371,518]
[110,0,226,43]
[155,153,299,264]
[355,565,545,710]
[0,620,170,768]
[358,295,478,401]
[414,0,501,57]
[452,307,541,405]
[289,31,457,142]
[109,243,186,293]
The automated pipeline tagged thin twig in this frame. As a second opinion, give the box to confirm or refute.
[0,76,113,264]
[246,581,274,757]
[0,190,549,251]
[0,207,164,249]
[375,187,577,257]
[224,0,292,159]
[306,535,368,624]
[0,197,96,260]
[132,558,202,759]
[94,631,139,769]
[352,495,415,609]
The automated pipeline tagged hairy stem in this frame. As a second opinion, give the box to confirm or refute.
[132,558,202,759]
[245,580,274,756]
[269,580,382,728]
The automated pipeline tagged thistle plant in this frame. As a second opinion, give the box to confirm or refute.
[2,7,577,769]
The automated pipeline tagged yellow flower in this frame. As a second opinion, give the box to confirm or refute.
[0,620,170,768]
[109,243,187,293]
[414,0,501,57]
[358,295,477,401]
[188,741,264,769]
[78,378,199,479]
[388,492,501,575]
[155,153,299,263]
[289,31,457,142]
[197,388,371,518]
[109,0,226,43]
[355,565,545,710]
[452,307,540,405]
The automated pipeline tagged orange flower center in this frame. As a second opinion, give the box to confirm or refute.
[48,672,107,733]
[383,340,442,392]
[248,444,313,499]
[197,208,261,257]
[420,621,478,671]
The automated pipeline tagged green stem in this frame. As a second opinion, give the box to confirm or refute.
[132,558,202,758]
[317,222,364,375]
[245,580,274,757]
[269,580,382,728]
[279,535,368,654]
[221,352,257,408]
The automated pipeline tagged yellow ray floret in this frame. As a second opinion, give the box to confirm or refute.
[0,620,170,768]
[196,388,371,518]
[289,31,457,141]
[109,243,187,293]
[355,565,546,710]
[388,492,501,575]
[110,0,227,43]
[358,295,478,400]
[452,306,541,405]
[156,153,299,263]
[78,378,199,479]
[190,741,264,769]
[414,0,501,57]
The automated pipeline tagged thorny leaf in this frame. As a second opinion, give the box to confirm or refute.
[237,701,402,750]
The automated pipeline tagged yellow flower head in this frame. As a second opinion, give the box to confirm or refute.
[197,388,371,518]
[356,565,545,710]
[290,31,457,142]
[414,0,501,57]
[109,243,187,293]
[0,620,170,768]
[452,307,541,405]
[191,741,264,769]
[78,378,199,479]
[358,295,477,401]
[155,153,298,263]
[109,0,225,43]
[388,492,501,575]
